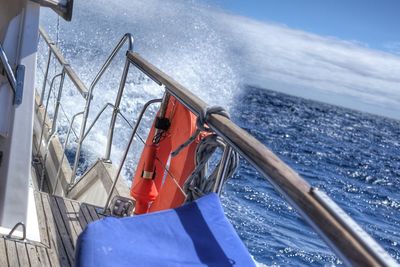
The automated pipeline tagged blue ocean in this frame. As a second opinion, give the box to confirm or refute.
[38,0,400,265]
[223,86,400,265]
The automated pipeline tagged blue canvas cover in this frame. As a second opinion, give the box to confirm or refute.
[76,193,256,267]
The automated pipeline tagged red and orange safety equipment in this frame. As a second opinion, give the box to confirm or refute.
[130,96,201,214]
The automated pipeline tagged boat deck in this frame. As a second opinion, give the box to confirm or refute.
[0,191,103,266]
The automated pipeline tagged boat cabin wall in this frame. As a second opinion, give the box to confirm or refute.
[0,1,40,230]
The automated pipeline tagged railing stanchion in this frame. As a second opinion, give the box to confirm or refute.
[104,59,131,161]
[39,47,52,106]
[53,111,84,194]
[213,145,232,194]
[70,82,93,185]
[36,73,63,157]
[50,68,66,136]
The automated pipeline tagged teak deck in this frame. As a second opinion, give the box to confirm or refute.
[0,191,103,266]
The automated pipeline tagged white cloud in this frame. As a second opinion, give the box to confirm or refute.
[209,12,400,118]
[42,0,400,119]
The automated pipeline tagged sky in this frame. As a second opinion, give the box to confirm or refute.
[212,0,400,55]
[203,0,400,119]
[43,0,400,120]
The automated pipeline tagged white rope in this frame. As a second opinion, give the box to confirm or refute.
[183,134,239,202]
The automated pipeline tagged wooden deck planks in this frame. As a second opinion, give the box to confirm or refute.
[15,242,30,267]
[43,193,76,265]
[55,197,82,246]
[84,203,102,221]
[36,246,51,267]
[69,201,88,230]
[33,191,50,247]
[26,244,40,267]
[0,192,103,267]
[40,193,70,267]
[80,203,97,223]
[0,238,9,266]
[5,240,19,267]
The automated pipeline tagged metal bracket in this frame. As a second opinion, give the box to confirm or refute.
[109,196,134,217]
[83,91,93,101]
[0,44,24,106]
[14,64,25,105]
[6,222,26,240]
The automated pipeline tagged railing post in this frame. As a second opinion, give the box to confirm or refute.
[36,73,63,157]
[54,111,84,194]
[50,68,66,136]
[104,59,130,161]
[70,81,93,185]
[39,47,52,106]
[213,144,232,194]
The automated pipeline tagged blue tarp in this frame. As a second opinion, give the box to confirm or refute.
[76,193,255,267]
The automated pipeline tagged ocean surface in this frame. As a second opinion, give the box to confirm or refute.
[37,1,400,265]
[222,86,400,265]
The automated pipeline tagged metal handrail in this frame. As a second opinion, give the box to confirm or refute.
[38,27,134,184]
[89,34,134,91]
[81,103,115,142]
[70,32,134,184]
[103,59,131,161]
[80,102,134,144]
[126,51,398,267]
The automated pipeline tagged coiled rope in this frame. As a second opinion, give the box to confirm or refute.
[171,106,239,202]
[184,134,239,202]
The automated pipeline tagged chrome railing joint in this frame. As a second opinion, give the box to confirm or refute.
[0,43,25,105]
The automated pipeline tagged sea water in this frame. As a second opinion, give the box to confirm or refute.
[37,0,400,265]
[223,86,400,265]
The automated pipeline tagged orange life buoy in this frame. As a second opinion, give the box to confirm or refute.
[130,96,200,214]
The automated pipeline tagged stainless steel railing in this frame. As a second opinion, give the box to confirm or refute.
[70,32,134,184]
[36,27,398,266]
[38,27,134,186]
